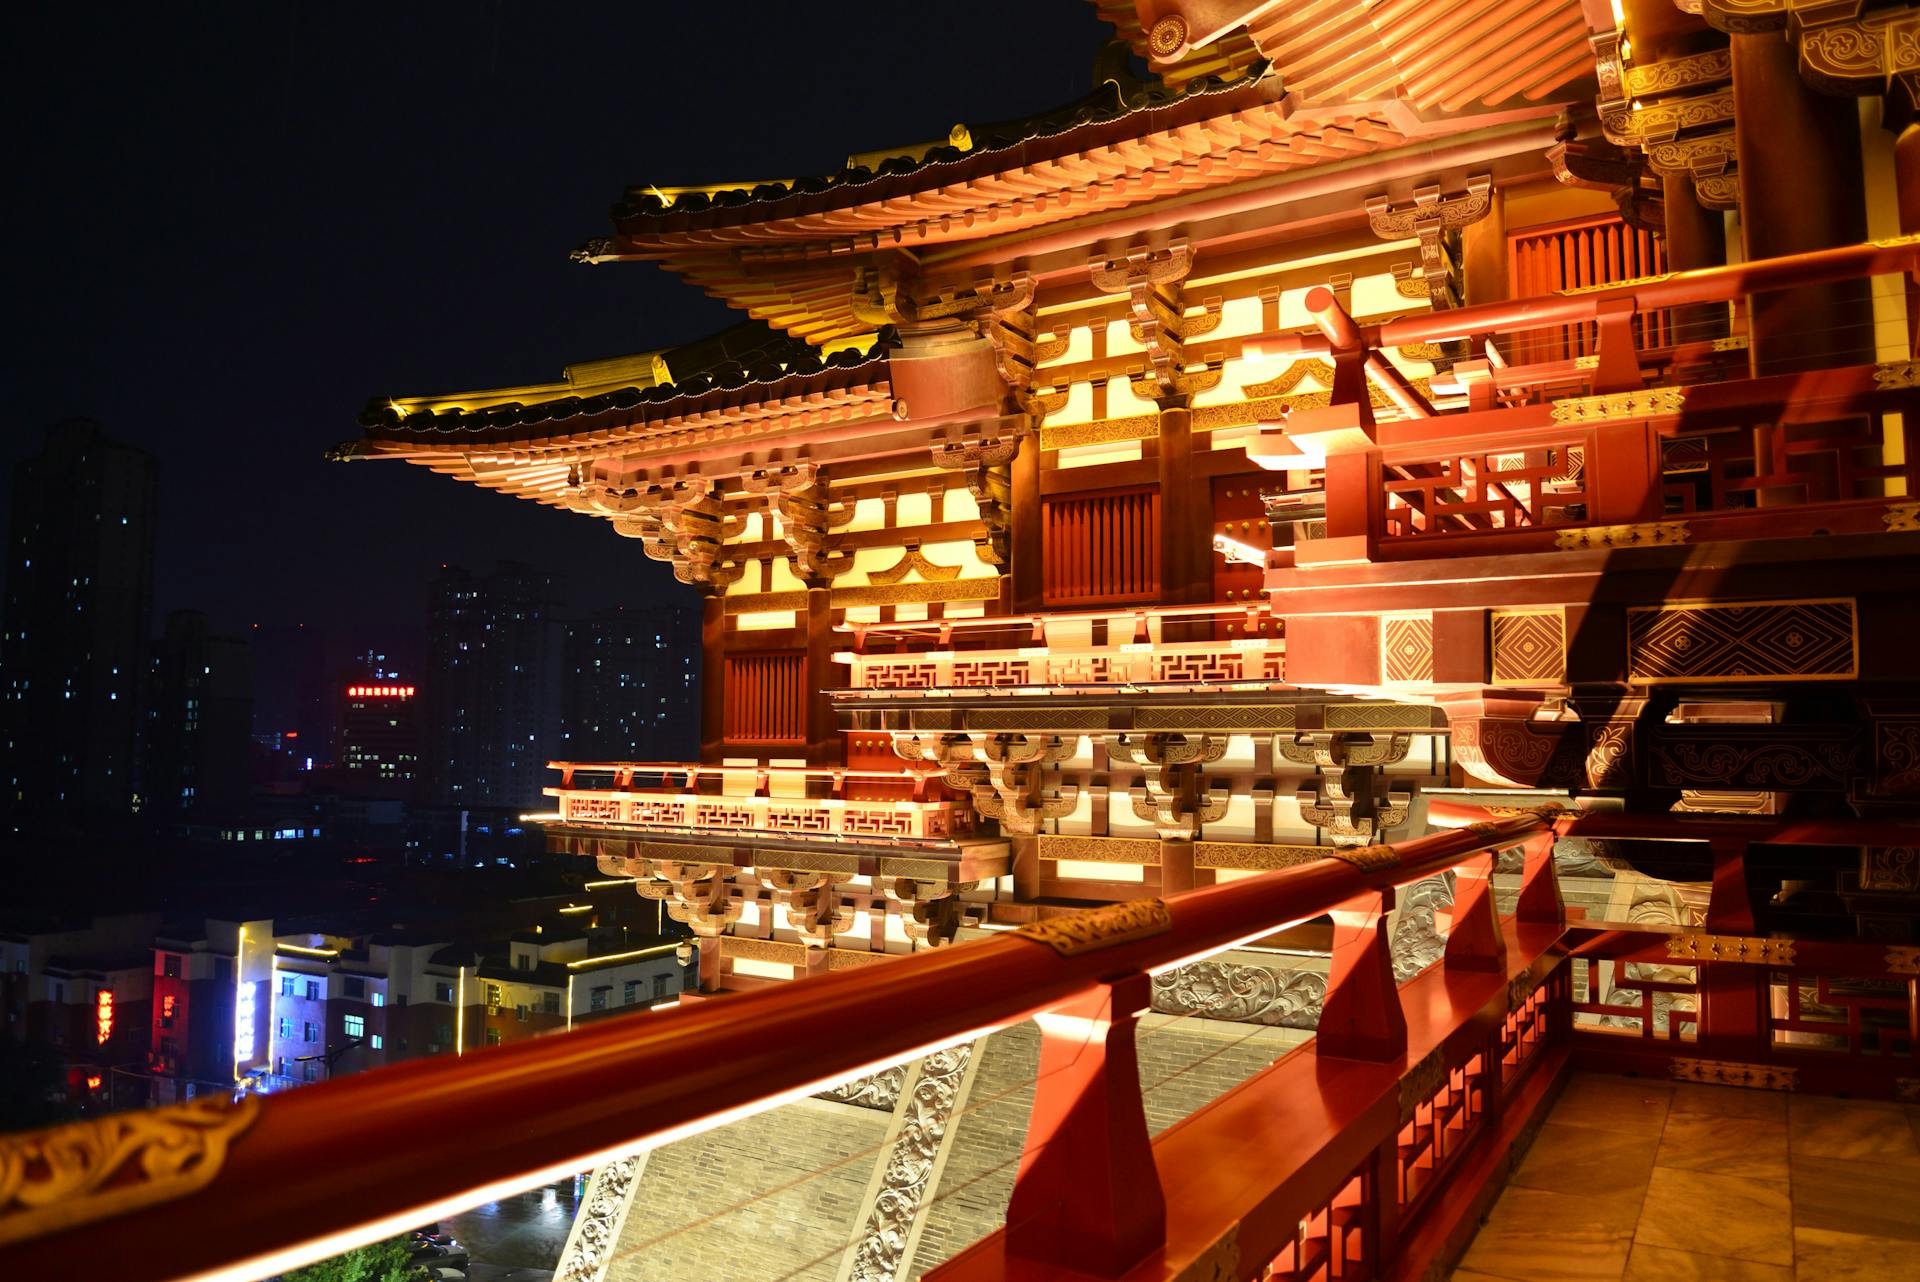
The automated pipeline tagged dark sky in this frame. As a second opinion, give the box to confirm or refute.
[2,2,1109,663]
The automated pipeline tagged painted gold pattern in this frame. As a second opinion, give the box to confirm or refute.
[1668,1059,1797,1090]
[1014,898,1173,956]
[1885,503,1920,533]
[723,590,810,615]
[1549,388,1687,423]
[1328,845,1399,873]
[721,937,811,964]
[830,578,1002,608]
[0,1093,262,1246]
[1324,704,1434,731]
[864,546,964,586]
[1554,522,1690,550]
[1557,271,1673,296]
[1694,173,1739,210]
[1887,946,1920,975]
[1039,413,1161,452]
[1874,361,1920,390]
[1038,835,1161,865]
[1134,705,1298,731]
[826,950,889,971]
[1664,933,1796,964]
[1397,1049,1447,1122]
[1626,598,1857,684]
[1623,47,1733,96]
[1193,843,1331,871]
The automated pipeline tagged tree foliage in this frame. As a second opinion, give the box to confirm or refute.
[281,1234,416,1282]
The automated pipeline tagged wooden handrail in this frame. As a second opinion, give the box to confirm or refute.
[0,812,1557,1282]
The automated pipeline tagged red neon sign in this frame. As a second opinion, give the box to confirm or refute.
[346,685,416,699]
[96,990,114,1045]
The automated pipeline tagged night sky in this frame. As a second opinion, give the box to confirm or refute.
[3,3,1108,664]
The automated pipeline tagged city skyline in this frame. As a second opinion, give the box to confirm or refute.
[0,3,1106,647]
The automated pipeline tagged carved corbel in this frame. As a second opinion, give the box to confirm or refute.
[932,433,1019,566]
[1129,782,1230,841]
[882,878,978,947]
[653,861,743,937]
[760,869,853,946]
[1107,733,1229,840]
[1296,776,1412,846]
[1365,176,1492,310]
[605,480,747,591]
[1276,733,1412,769]
[1089,237,1217,403]
[742,464,853,586]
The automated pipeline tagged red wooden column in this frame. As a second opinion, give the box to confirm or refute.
[1697,837,1768,1060]
[1732,30,1874,377]
[1005,972,1165,1277]
[1010,427,1044,613]
[804,585,842,765]
[1622,0,1727,340]
[1898,123,1920,357]
[699,595,726,765]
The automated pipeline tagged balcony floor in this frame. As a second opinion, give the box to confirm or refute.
[1451,1072,1920,1282]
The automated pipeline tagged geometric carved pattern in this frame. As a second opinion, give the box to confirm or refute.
[1382,615,1434,683]
[1491,609,1566,684]
[1627,599,1856,682]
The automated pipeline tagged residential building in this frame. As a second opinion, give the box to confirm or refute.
[424,562,564,810]
[560,601,701,764]
[145,610,254,822]
[0,419,158,824]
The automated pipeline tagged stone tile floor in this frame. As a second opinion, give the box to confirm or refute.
[1452,1072,1920,1281]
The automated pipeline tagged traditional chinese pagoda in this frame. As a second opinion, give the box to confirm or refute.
[6,4,1918,1282]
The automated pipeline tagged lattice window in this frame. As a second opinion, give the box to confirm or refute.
[764,805,832,834]
[863,663,939,690]
[628,798,688,826]
[840,807,914,837]
[1045,654,1115,684]
[1153,650,1241,684]
[724,652,807,744]
[564,796,622,822]
[693,802,758,829]
[949,658,1032,688]
[1043,487,1160,606]
[1507,214,1671,365]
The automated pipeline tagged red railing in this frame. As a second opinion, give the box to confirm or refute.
[0,811,1564,1282]
[1246,237,1920,564]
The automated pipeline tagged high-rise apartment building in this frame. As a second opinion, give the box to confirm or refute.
[424,563,563,809]
[559,600,700,764]
[0,420,159,824]
[145,610,254,821]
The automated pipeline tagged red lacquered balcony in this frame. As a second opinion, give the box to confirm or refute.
[544,761,1007,882]
[9,807,1915,1282]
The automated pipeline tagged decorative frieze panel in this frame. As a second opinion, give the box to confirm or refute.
[1150,961,1324,1028]
[839,1045,978,1282]
[1626,599,1857,683]
[1382,615,1434,684]
[1490,609,1566,686]
[1192,842,1331,871]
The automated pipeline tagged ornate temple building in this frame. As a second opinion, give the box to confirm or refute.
[5,3,1919,1282]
